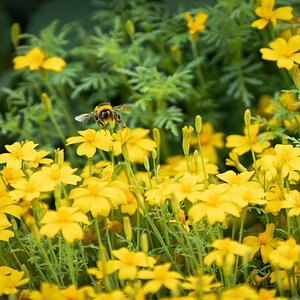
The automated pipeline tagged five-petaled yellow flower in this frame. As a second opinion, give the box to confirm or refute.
[183,11,208,35]
[13,47,66,72]
[251,0,293,30]
[66,129,113,158]
[260,36,300,70]
[39,206,90,243]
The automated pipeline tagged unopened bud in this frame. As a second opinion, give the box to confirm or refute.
[292,65,300,90]
[57,149,64,168]
[170,194,178,214]
[144,156,150,171]
[193,150,198,164]
[195,115,202,134]
[21,264,30,278]
[152,149,157,160]
[141,232,149,253]
[123,216,132,242]
[11,23,21,47]
[152,128,160,147]
[126,20,135,37]
[121,143,129,161]
[11,218,18,231]
[182,126,194,156]
[54,182,62,200]
[244,109,251,127]
[170,45,182,63]
[41,93,52,113]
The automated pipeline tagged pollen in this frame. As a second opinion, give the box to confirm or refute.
[258,232,268,245]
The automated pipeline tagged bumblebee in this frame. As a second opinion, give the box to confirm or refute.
[75,102,134,130]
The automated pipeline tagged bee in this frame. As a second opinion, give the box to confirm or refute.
[75,102,134,130]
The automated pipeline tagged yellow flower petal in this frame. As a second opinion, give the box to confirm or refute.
[77,142,96,158]
[42,57,66,71]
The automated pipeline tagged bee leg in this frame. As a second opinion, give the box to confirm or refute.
[97,120,106,132]
[116,113,127,128]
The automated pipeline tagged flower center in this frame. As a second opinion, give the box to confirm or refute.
[278,149,291,161]
[50,167,61,181]
[6,278,15,289]
[258,232,268,245]
[282,46,293,58]
[262,9,274,20]
[57,208,70,223]
[88,183,101,196]
[124,252,135,265]
[12,148,23,160]
[155,267,168,281]
[200,133,209,145]
[126,193,135,204]
[85,130,96,143]
[209,194,220,207]
[182,183,192,194]
[26,182,35,193]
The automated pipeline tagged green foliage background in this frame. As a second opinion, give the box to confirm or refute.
[1,0,300,161]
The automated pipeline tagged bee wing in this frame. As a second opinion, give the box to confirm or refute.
[75,111,95,123]
[113,103,135,113]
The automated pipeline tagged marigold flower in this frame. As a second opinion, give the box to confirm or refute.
[183,11,208,35]
[188,184,240,225]
[265,184,286,215]
[0,267,29,296]
[95,290,127,300]
[191,122,224,163]
[243,223,279,263]
[257,288,286,300]
[169,208,191,232]
[106,248,156,281]
[138,262,183,294]
[251,0,293,30]
[113,128,156,164]
[282,190,300,216]
[217,170,254,186]
[0,194,22,222]
[221,285,258,300]
[60,285,95,299]
[13,47,66,72]
[0,167,24,185]
[269,237,300,270]
[9,171,53,201]
[39,206,90,243]
[0,215,14,241]
[226,123,270,155]
[120,191,138,216]
[0,141,38,170]
[29,283,64,300]
[66,129,113,158]
[204,238,250,268]
[260,35,300,70]
[69,179,127,218]
[270,265,300,290]
[28,150,53,168]
[38,164,81,189]
[164,173,203,203]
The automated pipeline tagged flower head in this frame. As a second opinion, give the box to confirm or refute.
[13,47,66,72]
[183,11,208,35]
[106,247,156,281]
[0,141,38,170]
[29,283,64,300]
[252,0,293,30]
[260,36,300,70]
[282,190,300,216]
[67,129,113,158]
[39,206,90,243]
[0,215,14,241]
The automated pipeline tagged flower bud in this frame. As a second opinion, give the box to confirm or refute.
[54,182,62,200]
[152,128,160,147]
[182,125,194,156]
[123,216,132,242]
[41,93,52,113]
[11,218,18,231]
[144,156,150,171]
[121,143,129,161]
[292,65,300,90]
[193,149,198,165]
[170,194,178,214]
[141,232,149,253]
[152,149,157,160]
[57,149,64,168]
[244,109,251,127]
[170,45,182,63]
[11,23,21,47]
[126,20,135,37]
[195,115,202,134]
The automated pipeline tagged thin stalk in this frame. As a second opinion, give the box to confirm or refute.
[65,241,76,285]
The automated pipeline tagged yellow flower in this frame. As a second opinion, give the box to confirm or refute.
[0,267,29,296]
[182,125,194,156]
[188,184,240,225]
[221,285,258,300]
[28,150,53,168]
[251,0,293,30]
[181,273,222,294]
[88,260,115,280]
[169,208,192,232]
[113,128,156,164]
[270,265,300,291]
[243,223,279,263]
[204,238,250,268]
[265,184,286,215]
[29,282,64,300]
[66,129,113,158]
[39,206,90,243]
[0,167,24,185]
[0,215,14,241]
[138,263,183,294]
[257,288,287,300]
[183,11,208,35]
[217,170,254,186]
[164,173,203,203]
[260,35,300,70]
[9,171,53,201]
[282,190,300,216]
[226,123,270,155]
[0,193,22,222]
[94,290,127,300]
[60,285,95,300]
[69,179,127,217]
[191,122,224,163]
[0,141,38,170]
[13,47,66,72]
[106,247,156,281]
[269,237,300,270]
[120,191,138,216]
[38,164,81,189]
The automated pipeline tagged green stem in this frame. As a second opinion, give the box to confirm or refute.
[65,241,76,285]
[197,132,207,183]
